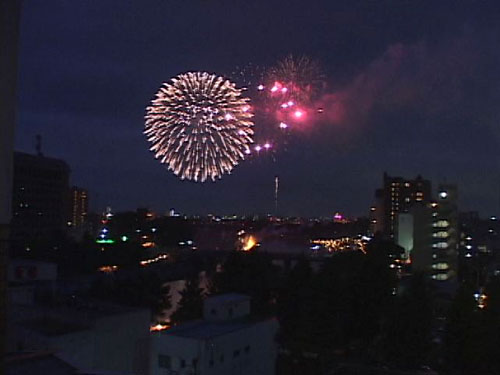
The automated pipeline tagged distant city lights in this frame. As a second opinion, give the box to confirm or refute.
[140,254,168,266]
[311,237,368,254]
[98,265,118,273]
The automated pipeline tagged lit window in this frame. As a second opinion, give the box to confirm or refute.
[432,231,449,238]
[432,242,448,249]
[432,263,449,270]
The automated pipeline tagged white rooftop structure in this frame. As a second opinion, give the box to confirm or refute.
[150,293,278,375]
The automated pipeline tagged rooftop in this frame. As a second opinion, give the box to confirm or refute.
[205,293,250,305]
[14,151,70,172]
[6,351,77,375]
[160,319,256,340]
[22,317,89,337]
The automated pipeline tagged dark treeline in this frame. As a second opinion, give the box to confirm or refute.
[208,238,500,375]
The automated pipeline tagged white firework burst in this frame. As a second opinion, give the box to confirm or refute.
[145,72,254,182]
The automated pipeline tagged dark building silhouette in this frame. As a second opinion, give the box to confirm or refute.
[1,0,22,368]
[11,152,70,249]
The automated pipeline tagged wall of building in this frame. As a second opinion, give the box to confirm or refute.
[431,185,459,282]
[203,296,250,322]
[151,319,278,375]
[10,152,70,249]
[396,213,414,259]
[10,306,150,374]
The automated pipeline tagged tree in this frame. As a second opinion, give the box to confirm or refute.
[170,275,204,325]
[89,271,172,323]
[210,251,279,316]
[154,283,172,321]
[276,256,315,353]
[480,276,500,374]
[381,273,434,369]
[353,236,399,344]
[444,282,485,374]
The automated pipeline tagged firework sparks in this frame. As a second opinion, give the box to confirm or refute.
[293,110,304,118]
[145,72,254,182]
[266,54,325,102]
[229,56,326,158]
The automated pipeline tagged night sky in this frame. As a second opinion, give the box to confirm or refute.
[14,0,500,217]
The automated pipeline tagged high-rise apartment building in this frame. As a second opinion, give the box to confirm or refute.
[430,184,459,281]
[371,174,459,284]
[69,186,88,228]
[371,173,432,238]
[10,152,70,249]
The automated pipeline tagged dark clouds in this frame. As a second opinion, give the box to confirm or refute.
[14,0,500,217]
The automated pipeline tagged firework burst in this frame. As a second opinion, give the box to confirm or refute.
[266,54,325,102]
[145,72,254,182]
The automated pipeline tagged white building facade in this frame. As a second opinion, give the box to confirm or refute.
[150,294,278,375]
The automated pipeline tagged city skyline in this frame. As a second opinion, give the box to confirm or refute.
[14,1,500,216]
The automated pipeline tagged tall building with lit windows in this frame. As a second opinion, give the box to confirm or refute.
[70,186,88,228]
[374,172,432,238]
[430,184,459,281]
[372,174,460,283]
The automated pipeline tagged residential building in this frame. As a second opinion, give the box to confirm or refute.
[150,293,279,375]
[69,186,88,228]
[8,296,150,374]
[430,184,459,282]
[373,173,432,238]
[10,152,70,249]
